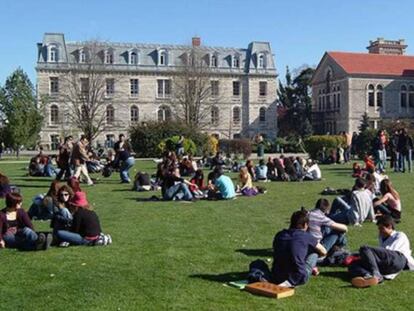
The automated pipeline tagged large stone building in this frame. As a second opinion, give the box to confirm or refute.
[36,33,278,149]
[312,38,414,134]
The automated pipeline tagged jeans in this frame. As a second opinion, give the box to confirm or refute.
[328,197,351,224]
[375,149,387,172]
[393,151,400,172]
[320,226,347,253]
[3,227,38,250]
[56,230,89,245]
[163,183,193,201]
[399,150,412,173]
[120,157,135,182]
[56,164,72,180]
[305,253,318,277]
[348,246,407,280]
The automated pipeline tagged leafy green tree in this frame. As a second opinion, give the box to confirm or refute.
[359,112,370,132]
[0,69,43,157]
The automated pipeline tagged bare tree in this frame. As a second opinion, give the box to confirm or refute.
[171,48,220,130]
[60,41,125,143]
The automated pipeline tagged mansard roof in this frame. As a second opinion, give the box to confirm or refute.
[327,51,414,77]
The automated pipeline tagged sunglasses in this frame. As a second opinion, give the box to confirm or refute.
[60,192,70,197]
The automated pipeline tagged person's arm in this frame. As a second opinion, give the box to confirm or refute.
[314,242,327,257]
[184,179,198,189]
[330,222,348,233]
[19,209,34,230]
[373,194,389,207]
[71,211,81,233]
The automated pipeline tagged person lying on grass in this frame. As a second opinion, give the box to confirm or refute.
[0,192,51,251]
[248,209,327,287]
[55,191,111,247]
[349,215,414,288]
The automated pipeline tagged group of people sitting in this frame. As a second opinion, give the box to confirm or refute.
[0,175,111,251]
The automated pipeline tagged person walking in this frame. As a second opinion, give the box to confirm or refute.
[71,135,93,185]
[114,134,135,183]
[56,136,73,181]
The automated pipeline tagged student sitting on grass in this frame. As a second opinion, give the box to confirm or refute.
[348,215,414,288]
[50,185,74,237]
[255,159,268,181]
[0,192,51,251]
[329,178,375,225]
[208,167,236,200]
[0,172,12,198]
[373,179,401,222]
[161,167,197,201]
[189,169,207,199]
[308,198,348,255]
[303,160,322,181]
[55,192,111,246]
[132,172,152,191]
[238,167,258,196]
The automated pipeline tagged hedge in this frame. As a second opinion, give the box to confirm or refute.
[304,135,346,159]
[157,136,197,155]
[219,139,252,159]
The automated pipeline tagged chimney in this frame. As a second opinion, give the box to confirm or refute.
[192,37,201,47]
[367,38,407,55]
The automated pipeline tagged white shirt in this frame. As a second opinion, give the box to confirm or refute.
[379,231,414,279]
[307,164,321,179]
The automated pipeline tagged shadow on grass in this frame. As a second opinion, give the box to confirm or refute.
[319,270,350,282]
[190,271,248,283]
[14,178,52,183]
[112,188,133,192]
[14,184,50,189]
[235,248,272,257]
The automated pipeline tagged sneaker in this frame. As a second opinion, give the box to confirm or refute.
[312,267,320,276]
[351,276,379,288]
[59,241,70,248]
[343,255,360,266]
[44,233,53,250]
[106,234,112,245]
[35,233,46,251]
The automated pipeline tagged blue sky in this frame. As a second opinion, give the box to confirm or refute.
[2,0,414,85]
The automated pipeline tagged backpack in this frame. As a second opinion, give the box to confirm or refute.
[102,165,113,178]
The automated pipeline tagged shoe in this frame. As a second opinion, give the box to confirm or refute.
[59,241,70,248]
[106,234,112,245]
[44,233,53,250]
[312,267,320,276]
[35,233,46,251]
[343,255,360,266]
[351,276,379,288]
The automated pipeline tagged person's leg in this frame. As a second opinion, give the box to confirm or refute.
[56,230,88,245]
[408,150,412,173]
[394,152,399,172]
[120,157,135,182]
[321,231,346,253]
[399,153,405,172]
[74,165,82,179]
[163,184,181,200]
[15,227,38,250]
[177,183,193,201]
[80,164,93,185]
[375,203,392,216]
[3,233,17,248]
[305,253,318,279]
[381,149,387,170]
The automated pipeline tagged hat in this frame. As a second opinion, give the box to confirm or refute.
[70,191,89,208]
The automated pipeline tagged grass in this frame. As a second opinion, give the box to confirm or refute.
[0,160,413,311]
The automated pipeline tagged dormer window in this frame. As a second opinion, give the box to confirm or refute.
[159,50,168,66]
[49,45,58,62]
[210,54,218,67]
[232,55,240,68]
[105,49,114,64]
[129,50,138,65]
[79,49,86,63]
[258,53,266,68]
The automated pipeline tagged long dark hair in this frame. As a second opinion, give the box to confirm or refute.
[380,179,400,200]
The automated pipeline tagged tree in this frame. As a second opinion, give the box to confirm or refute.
[359,112,370,132]
[0,69,43,157]
[60,41,125,143]
[170,48,219,130]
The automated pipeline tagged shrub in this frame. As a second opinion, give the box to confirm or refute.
[355,129,377,159]
[129,121,209,157]
[274,136,306,153]
[304,135,346,159]
[157,136,197,155]
[205,135,219,155]
[219,139,252,159]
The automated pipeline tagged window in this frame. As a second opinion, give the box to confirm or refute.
[259,107,266,123]
[318,97,322,111]
[106,105,115,124]
[189,80,196,97]
[258,54,265,68]
[337,93,341,109]
[259,81,267,96]
[368,84,375,107]
[79,49,86,63]
[130,52,138,65]
[50,77,59,94]
[80,78,89,97]
[157,79,171,98]
[105,50,114,64]
[211,106,219,125]
[81,105,88,121]
[50,46,58,62]
[211,54,218,67]
[211,80,219,96]
[232,55,240,68]
[158,106,172,122]
[130,79,139,96]
[50,105,59,124]
[106,79,115,97]
[401,85,407,108]
[233,106,241,125]
[376,85,383,107]
[130,106,139,123]
[50,135,60,151]
[159,50,167,66]
[233,81,240,96]
[409,86,414,108]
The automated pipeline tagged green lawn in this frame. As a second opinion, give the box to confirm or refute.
[0,160,413,311]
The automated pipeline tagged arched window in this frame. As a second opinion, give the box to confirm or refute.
[106,105,115,124]
[130,51,138,65]
[401,85,407,108]
[259,107,266,123]
[258,54,265,68]
[158,106,172,122]
[232,106,241,125]
[232,55,240,68]
[211,54,218,67]
[368,84,375,107]
[131,105,139,123]
[50,105,59,124]
[159,50,167,66]
[409,85,414,108]
[376,85,383,107]
[50,46,58,62]
[211,106,219,125]
[105,49,114,64]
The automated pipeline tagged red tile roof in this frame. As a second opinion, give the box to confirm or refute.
[328,51,414,77]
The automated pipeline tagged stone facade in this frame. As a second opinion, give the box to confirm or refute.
[36,33,278,149]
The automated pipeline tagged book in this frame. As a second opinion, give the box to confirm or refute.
[244,282,295,299]
[228,280,249,290]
